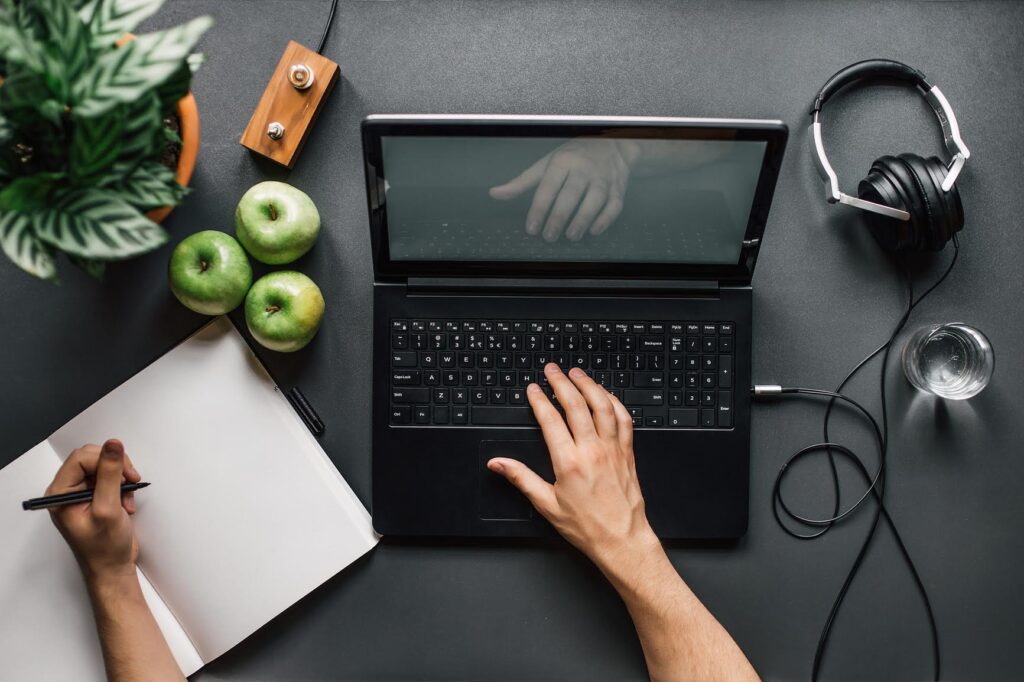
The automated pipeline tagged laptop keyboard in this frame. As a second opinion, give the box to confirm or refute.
[388,319,735,429]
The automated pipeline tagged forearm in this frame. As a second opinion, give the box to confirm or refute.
[86,572,185,682]
[594,533,758,682]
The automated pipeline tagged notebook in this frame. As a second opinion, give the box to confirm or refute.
[0,317,379,679]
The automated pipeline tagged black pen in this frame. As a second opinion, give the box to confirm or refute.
[21,482,151,511]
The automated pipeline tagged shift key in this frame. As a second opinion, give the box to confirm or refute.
[392,388,429,404]
[624,390,664,406]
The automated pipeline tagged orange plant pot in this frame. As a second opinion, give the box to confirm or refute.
[146,91,201,224]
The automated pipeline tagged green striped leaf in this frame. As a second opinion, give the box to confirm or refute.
[36,0,93,91]
[101,92,161,177]
[84,0,165,49]
[33,189,167,259]
[71,15,213,118]
[0,211,58,280]
[70,109,125,181]
[113,160,187,211]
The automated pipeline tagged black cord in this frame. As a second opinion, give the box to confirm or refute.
[316,0,339,54]
[761,234,959,681]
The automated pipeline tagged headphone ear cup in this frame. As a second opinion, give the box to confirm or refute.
[858,155,920,252]
[918,154,964,249]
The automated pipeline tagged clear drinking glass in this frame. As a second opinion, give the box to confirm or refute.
[901,323,994,400]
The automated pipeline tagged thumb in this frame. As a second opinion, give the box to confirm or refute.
[487,458,557,518]
[92,439,126,520]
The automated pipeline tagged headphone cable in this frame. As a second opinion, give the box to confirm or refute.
[316,0,339,54]
[755,234,958,680]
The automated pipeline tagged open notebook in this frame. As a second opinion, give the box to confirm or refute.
[0,317,379,679]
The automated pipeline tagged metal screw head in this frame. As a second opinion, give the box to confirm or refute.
[267,122,285,140]
[288,63,315,90]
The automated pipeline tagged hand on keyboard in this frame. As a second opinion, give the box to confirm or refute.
[488,139,639,242]
[487,363,659,570]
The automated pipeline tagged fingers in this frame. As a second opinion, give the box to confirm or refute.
[92,439,126,520]
[545,364,598,443]
[565,185,607,242]
[48,444,101,493]
[607,393,634,454]
[567,367,618,441]
[526,383,575,468]
[542,177,587,242]
[486,458,558,518]
[589,195,624,236]
[525,165,569,236]
[489,154,548,201]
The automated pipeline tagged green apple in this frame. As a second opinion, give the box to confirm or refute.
[168,231,253,315]
[244,271,325,352]
[235,181,321,264]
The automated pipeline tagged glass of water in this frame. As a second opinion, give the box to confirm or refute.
[902,323,994,400]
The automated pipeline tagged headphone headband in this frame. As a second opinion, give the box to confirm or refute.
[810,58,970,221]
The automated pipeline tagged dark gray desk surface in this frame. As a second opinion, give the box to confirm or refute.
[3,1,1023,679]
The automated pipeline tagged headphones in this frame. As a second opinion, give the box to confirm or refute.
[810,59,970,252]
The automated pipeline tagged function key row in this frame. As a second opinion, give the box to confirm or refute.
[392,320,734,335]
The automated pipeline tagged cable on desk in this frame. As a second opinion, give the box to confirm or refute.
[316,0,339,54]
[755,234,958,681]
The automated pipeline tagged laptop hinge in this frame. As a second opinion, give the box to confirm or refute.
[406,277,720,295]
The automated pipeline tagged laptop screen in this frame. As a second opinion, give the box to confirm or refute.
[363,117,787,281]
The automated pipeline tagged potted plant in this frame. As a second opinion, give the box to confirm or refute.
[0,0,212,280]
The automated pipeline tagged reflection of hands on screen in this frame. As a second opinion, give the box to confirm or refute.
[489,139,641,242]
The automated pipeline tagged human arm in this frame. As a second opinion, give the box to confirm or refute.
[46,440,184,682]
[487,364,758,682]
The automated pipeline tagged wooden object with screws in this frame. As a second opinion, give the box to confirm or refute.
[240,41,340,168]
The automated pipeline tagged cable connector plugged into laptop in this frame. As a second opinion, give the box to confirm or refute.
[751,384,783,398]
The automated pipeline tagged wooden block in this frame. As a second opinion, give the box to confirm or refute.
[240,41,340,168]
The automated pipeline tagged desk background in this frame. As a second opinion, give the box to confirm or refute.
[3,1,1022,679]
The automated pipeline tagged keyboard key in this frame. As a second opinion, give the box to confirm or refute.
[649,354,664,370]
[462,371,478,385]
[392,334,409,349]
[391,352,417,367]
[392,388,429,404]
[420,352,437,368]
[669,408,698,427]
[452,406,469,424]
[433,389,449,403]
[702,373,716,388]
[472,406,538,426]
[452,389,468,404]
[717,391,733,427]
[686,338,700,353]
[414,406,431,424]
[392,320,409,331]
[630,323,646,334]
[702,356,717,371]
[719,323,734,335]
[471,389,487,404]
[702,338,716,353]
[701,408,716,427]
[718,356,733,388]
[686,372,698,388]
[613,371,630,387]
[624,390,664,406]
[685,390,699,406]
[640,336,665,351]
[649,323,665,333]
[439,353,456,368]
[702,324,717,336]
[645,416,664,427]
[686,323,700,335]
[490,388,507,404]
[669,355,683,370]
[481,371,497,386]
[411,321,426,331]
[390,406,411,424]
[509,388,526,404]
[719,337,734,353]
[633,372,665,388]
[669,373,683,388]
[432,406,450,424]
[424,370,440,386]
[702,390,716,406]
[392,371,421,385]
[669,391,682,406]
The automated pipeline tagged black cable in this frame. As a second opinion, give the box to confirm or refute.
[316,0,339,54]
[760,234,959,681]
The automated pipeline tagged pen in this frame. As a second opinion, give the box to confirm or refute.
[21,482,151,511]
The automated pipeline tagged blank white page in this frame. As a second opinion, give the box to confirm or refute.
[47,318,379,663]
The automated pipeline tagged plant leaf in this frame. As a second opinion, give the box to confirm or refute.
[36,0,93,91]
[0,173,64,212]
[102,92,161,177]
[85,0,165,49]
[71,15,213,118]
[113,160,186,211]
[0,21,45,73]
[69,254,107,279]
[154,59,191,113]
[33,188,167,259]
[0,210,58,280]
[70,109,125,182]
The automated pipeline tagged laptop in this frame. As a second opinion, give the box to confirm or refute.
[364,115,787,539]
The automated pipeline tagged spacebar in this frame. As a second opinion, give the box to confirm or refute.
[472,407,538,426]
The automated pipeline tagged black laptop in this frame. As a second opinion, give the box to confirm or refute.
[364,115,787,539]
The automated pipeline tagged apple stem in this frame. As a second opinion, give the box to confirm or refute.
[266,304,281,314]
[199,260,209,272]
[268,204,278,221]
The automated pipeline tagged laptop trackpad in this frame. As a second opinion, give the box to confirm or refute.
[478,440,555,520]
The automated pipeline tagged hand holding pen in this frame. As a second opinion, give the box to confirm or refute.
[39,440,145,583]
